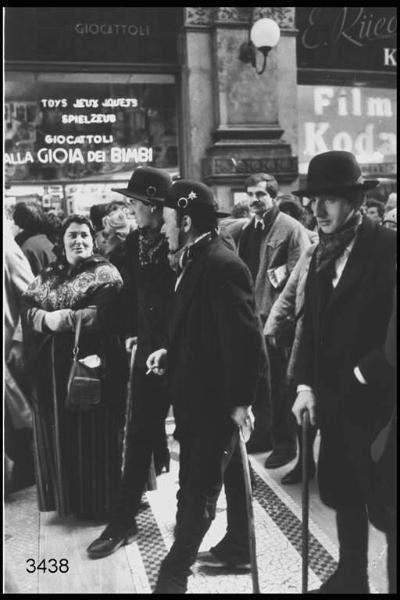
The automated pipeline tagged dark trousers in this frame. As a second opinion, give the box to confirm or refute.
[336,505,369,578]
[156,423,249,590]
[110,367,170,529]
[267,342,296,454]
[294,423,318,467]
[247,368,271,446]
[4,406,35,492]
[334,504,396,592]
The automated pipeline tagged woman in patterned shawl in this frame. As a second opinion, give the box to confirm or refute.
[22,214,128,519]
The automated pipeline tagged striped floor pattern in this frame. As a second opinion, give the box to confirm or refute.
[5,444,385,593]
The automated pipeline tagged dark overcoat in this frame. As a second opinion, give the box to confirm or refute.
[295,216,396,509]
[166,235,268,438]
[368,285,396,532]
[115,229,176,368]
[238,211,310,324]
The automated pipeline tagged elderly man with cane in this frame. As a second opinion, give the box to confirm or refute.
[292,151,396,593]
[147,179,268,593]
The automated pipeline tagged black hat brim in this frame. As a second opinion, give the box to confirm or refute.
[160,197,230,218]
[292,180,379,197]
[111,187,164,205]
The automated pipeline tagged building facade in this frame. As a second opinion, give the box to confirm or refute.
[4,7,397,214]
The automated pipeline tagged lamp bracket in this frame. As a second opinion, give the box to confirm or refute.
[239,41,256,68]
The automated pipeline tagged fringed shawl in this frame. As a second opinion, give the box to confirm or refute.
[23,254,123,311]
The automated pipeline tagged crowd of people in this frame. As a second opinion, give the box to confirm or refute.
[4,150,396,594]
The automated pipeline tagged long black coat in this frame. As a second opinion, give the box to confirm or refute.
[113,229,176,369]
[295,217,396,509]
[368,285,397,532]
[167,235,268,437]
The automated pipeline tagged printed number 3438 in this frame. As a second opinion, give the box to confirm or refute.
[26,558,69,573]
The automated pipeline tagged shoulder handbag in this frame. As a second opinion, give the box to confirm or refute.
[66,312,102,411]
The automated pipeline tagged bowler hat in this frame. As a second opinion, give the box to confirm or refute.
[112,166,172,204]
[163,179,230,217]
[292,151,378,197]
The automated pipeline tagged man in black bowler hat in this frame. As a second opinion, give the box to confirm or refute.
[87,166,175,559]
[147,179,268,593]
[292,151,396,593]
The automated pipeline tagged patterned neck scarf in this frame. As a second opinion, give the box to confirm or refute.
[315,211,362,273]
[138,227,168,267]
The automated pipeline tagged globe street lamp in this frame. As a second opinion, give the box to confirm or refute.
[239,17,281,75]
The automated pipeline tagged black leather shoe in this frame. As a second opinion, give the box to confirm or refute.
[196,550,251,570]
[264,450,296,469]
[87,522,138,559]
[154,575,187,594]
[154,448,171,475]
[307,569,370,593]
[281,463,316,485]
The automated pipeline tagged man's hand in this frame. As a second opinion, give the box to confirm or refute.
[146,348,168,376]
[45,309,74,332]
[125,337,138,354]
[265,334,278,348]
[292,389,317,426]
[230,406,255,442]
[7,341,24,373]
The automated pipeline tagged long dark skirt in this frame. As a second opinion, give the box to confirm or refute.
[31,338,124,519]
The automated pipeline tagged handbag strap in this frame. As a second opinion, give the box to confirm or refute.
[72,312,83,359]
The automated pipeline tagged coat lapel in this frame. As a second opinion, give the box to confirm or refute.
[168,241,214,343]
[237,218,254,258]
[326,217,378,310]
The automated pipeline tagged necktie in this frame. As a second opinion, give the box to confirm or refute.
[245,222,263,282]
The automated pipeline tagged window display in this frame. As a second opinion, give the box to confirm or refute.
[5,72,179,184]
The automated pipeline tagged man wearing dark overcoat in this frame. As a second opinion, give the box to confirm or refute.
[292,151,397,593]
[87,167,175,559]
[238,173,310,467]
[147,179,268,593]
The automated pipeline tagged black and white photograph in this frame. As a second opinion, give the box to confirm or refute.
[3,6,397,594]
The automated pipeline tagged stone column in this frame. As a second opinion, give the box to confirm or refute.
[182,7,298,212]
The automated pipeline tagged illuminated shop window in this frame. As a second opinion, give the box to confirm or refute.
[5,72,179,184]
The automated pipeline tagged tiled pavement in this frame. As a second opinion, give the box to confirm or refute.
[4,440,389,594]
[4,486,39,594]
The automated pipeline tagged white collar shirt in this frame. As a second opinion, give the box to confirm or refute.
[332,238,356,288]
[175,231,213,292]
[254,215,266,230]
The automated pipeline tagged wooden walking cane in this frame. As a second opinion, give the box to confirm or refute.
[121,342,157,490]
[301,410,310,594]
[238,426,260,594]
[121,342,137,476]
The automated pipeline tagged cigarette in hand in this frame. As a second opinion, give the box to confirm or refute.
[146,368,152,375]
